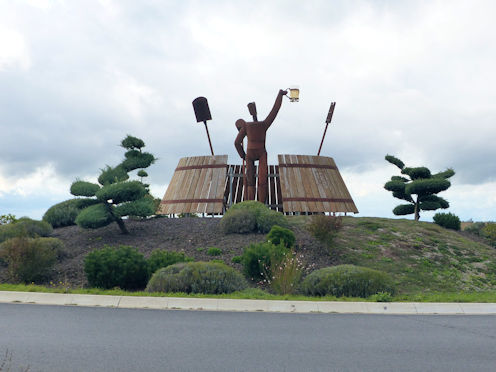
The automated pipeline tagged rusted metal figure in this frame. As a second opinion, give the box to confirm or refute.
[234,89,287,203]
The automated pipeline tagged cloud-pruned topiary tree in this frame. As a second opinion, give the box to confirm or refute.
[384,154,454,221]
[71,135,156,234]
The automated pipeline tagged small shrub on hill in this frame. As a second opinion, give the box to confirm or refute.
[266,225,295,248]
[146,261,248,294]
[481,223,496,247]
[302,264,395,298]
[464,222,486,236]
[220,201,288,234]
[207,247,222,256]
[433,212,461,231]
[0,218,53,243]
[84,245,148,290]
[240,242,289,281]
[0,237,62,283]
[147,250,193,277]
[307,215,342,247]
[265,250,308,295]
[43,198,99,228]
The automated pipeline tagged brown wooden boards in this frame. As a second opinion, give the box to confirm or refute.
[278,154,358,213]
[158,155,228,215]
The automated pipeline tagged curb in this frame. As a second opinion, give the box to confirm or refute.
[1,291,496,314]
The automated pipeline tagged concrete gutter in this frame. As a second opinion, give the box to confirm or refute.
[1,291,496,315]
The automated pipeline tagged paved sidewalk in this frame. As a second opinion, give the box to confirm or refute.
[1,291,496,314]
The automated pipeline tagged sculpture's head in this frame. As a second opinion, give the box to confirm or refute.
[235,119,246,131]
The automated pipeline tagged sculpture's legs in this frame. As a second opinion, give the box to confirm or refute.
[257,152,268,204]
[245,158,256,201]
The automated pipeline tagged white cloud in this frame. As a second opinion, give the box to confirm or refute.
[0,27,31,71]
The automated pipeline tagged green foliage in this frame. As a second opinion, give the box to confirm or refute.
[43,198,99,228]
[0,237,61,283]
[84,245,148,290]
[75,204,114,229]
[145,261,248,294]
[433,212,461,231]
[393,204,415,216]
[97,165,129,186]
[207,247,222,256]
[306,215,343,247]
[70,181,100,197]
[384,155,454,220]
[232,255,242,264]
[302,265,395,298]
[464,222,486,236]
[147,250,193,277]
[0,214,17,225]
[481,223,496,246]
[0,218,52,243]
[137,170,148,178]
[219,208,257,233]
[121,135,145,150]
[266,225,295,248]
[385,154,404,169]
[240,242,289,281]
[114,197,155,218]
[265,250,306,295]
[70,135,156,234]
[221,201,288,234]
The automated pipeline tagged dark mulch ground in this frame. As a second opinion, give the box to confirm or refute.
[43,217,330,288]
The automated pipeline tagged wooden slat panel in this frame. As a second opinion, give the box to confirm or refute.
[159,155,227,215]
[278,154,358,214]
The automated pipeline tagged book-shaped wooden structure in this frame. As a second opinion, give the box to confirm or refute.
[158,154,358,215]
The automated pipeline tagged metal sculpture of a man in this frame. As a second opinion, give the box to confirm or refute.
[234,89,287,203]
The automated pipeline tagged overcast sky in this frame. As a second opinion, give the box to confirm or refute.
[1,0,495,222]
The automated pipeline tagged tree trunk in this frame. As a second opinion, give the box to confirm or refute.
[414,198,420,221]
[115,217,129,234]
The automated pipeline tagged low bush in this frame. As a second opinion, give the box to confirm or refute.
[433,212,461,231]
[0,237,62,283]
[147,250,193,277]
[84,245,148,290]
[219,208,257,234]
[43,198,100,228]
[481,223,496,247]
[232,256,242,264]
[302,264,395,298]
[267,250,307,295]
[220,201,288,234]
[0,218,53,243]
[240,242,289,281]
[146,261,248,294]
[307,215,342,247]
[207,247,222,256]
[464,221,486,236]
[0,214,16,225]
[266,225,295,248]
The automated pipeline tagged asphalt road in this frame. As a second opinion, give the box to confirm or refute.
[1,303,495,372]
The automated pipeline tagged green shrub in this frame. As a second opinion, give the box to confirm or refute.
[0,218,53,243]
[146,261,248,294]
[232,255,242,264]
[307,215,342,246]
[221,201,288,234]
[207,247,222,256]
[266,225,295,248]
[240,242,289,281]
[302,265,395,298]
[481,223,496,247]
[219,208,257,234]
[147,250,193,277]
[0,237,61,283]
[210,259,225,264]
[268,250,306,295]
[433,212,461,231]
[464,222,486,236]
[84,245,148,290]
[43,198,99,228]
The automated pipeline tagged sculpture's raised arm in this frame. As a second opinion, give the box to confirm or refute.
[263,89,287,127]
